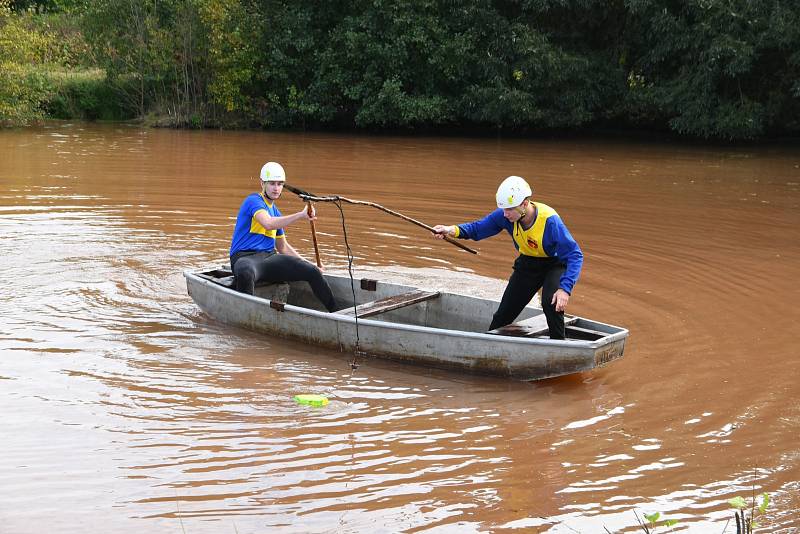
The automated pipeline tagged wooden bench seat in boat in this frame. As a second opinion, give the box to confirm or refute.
[564,324,608,341]
[488,314,579,338]
[335,289,440,319]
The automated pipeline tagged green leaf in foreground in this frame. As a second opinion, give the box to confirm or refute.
[759,492,770,513]
[728,496,748,510]
[644,512,660,523]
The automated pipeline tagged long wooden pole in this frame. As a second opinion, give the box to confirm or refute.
[306,202,323,268]
[291,190,479,255]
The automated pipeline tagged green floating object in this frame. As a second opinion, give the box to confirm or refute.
[293,394,329,407]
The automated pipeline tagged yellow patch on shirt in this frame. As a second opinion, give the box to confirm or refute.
[513,202,557,257]
[250,209,278,238]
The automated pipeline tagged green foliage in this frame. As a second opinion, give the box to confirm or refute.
[34,12,92,67]
[4,0,800,138]
[10,0,78,12]
[0,5,132,125]
[729,496,748,510]
[245,0,629,131]
[195,0,259,125]
[621,0,800,139]
[81,0,170,117]
[81,0,260,126]
[198,0,257,115]
[758,492,769,514]
[0,4,56,123]
[46,70,135,120]
[0,63,51,124]
[644,511,661,523]
[639,510,679,532]
[729,492,770,533]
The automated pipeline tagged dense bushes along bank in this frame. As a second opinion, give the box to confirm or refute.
[2,0,799,140]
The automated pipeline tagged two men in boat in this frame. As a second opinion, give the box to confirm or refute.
[433,176,583,340]
[229,162,338,312]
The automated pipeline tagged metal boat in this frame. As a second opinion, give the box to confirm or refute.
[184,266,628,380]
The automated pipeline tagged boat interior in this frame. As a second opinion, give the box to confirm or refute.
[195,268,615,341]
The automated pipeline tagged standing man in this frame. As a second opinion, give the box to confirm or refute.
[229,161,338,312]
[432,175,583,339]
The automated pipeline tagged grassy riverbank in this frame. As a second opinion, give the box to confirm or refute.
[0,5,134,125]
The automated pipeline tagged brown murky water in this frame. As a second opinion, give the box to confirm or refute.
[1,123,799,533]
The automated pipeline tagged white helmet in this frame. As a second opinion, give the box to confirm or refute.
[496,175,532,208]
[260,161,286,182]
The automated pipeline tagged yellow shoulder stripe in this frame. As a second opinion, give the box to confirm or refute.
[250,209,277,238]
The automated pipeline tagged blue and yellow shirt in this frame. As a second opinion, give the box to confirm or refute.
[229,193,285,256]
[454,202,583,294]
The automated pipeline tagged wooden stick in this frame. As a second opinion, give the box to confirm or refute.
[306,202,323,268]
[297,193,479,255]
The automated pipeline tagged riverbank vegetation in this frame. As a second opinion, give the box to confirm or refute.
[2,0,798,140]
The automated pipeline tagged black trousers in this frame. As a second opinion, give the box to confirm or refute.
[489,255,567,339]
[231,251,338,312]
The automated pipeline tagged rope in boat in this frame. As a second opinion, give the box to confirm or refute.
[289,185,472,372]
[331,197,364,371]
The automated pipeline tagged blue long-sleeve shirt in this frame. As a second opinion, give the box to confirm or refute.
[455,206,583,294]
